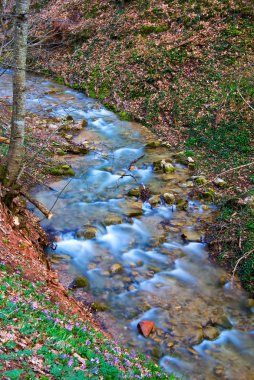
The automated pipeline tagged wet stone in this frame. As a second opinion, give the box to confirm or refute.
[137,320,156,338]
[203,326,220,340]
[76,226,98,239]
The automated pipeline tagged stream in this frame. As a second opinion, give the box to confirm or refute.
[1,71,253,380]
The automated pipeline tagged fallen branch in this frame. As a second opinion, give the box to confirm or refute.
[128,154,144,170]
[215,161,254,178]
[237,87,254,112]
[20,190,53,219]
[0,136,10,144]
[39,178,73,222]
[231,248,254,286]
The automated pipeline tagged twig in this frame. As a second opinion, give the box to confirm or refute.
[231,248,254,286]
[40,178,73,222]
[237,87,254,112]
[127,154,144,170]
[215,161,254,178]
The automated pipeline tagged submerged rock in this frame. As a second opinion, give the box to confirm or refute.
[68,276,89,289]
[110,263,123,274]
[92,301,109,312]
[137,320,156,337]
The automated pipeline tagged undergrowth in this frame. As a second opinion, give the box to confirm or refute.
[0,262,176,379]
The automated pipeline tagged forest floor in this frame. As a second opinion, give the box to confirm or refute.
[29,0,254,293]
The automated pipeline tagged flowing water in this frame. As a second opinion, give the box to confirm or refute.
[1,71,253,380]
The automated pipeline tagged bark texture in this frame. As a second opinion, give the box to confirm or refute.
[6,0,30,186]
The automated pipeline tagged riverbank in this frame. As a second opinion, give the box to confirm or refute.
[29,0,254,292]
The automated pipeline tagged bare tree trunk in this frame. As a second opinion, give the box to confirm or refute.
[6,0,30,186]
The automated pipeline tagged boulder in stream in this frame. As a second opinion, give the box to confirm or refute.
[76,226,98,239]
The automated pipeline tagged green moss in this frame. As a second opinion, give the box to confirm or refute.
[74,276,90,289]
[139,24,168,36]
[49,165,75,177]
[118,111,133,121]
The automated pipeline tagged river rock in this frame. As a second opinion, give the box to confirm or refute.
[76,226,97,239]
[176,198,188,211]
[161,160,175,173]
[110,263,123,274]
[214,177,227,188]
[210,314,232,330]
[189,328,204,345]
[125,200,143,217]
[104,214,123,226]
[63,142,89,155]
[149,195,161,207]
[137,320,156,337]
[203,326,220,340]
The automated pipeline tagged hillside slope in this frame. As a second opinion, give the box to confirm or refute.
[30,0,254,289]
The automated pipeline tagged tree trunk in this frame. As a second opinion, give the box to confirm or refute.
[6,0,30,186]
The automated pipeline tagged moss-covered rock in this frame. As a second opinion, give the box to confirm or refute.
[194,176,208,186]
[145,141,161,148]
[162,161,175,173]
[127,188,141,197]
[92,301,109,312]
[163,193,175,205]
[176,198,189,211]
[69,275,89,289]
[49,165,75,176]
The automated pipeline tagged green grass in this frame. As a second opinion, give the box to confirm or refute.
[0,262,177,379]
